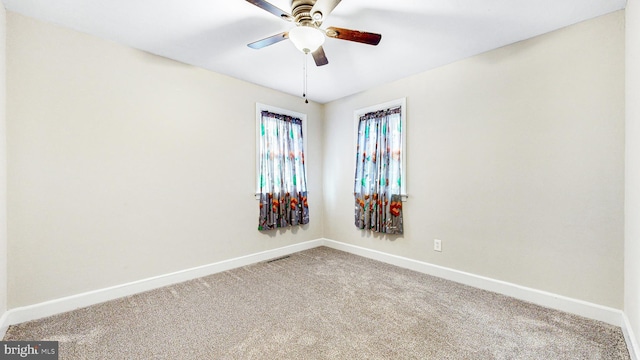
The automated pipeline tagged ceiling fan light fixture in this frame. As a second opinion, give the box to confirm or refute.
[288,25,325,54]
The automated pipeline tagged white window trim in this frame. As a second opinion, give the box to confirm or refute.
[255,103,308,199]
[353,98,407,200]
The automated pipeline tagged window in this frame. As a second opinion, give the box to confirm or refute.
[353,98,406,234]
[256,104,309,230]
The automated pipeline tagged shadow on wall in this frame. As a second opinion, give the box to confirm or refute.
[358,229,403,242]
[257,224,310,238]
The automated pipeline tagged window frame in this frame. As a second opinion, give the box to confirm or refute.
[255,103,308,198]
[353,98,407,199]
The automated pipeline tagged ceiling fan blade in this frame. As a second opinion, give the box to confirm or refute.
[310,0,342,22]
[325,27,382,46]
[247,32,289,49]
[245,0,293,21]
[312,46,329,66]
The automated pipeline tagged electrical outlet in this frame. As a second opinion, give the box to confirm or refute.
[434,239,442,252]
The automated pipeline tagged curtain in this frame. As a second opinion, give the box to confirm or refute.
[258,111,309,230]
[354,107,404,234]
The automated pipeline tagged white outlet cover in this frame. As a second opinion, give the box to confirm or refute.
[434,239,442,252]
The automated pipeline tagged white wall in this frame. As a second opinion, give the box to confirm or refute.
[0,4,7,317]
[6,13,324,308]
[626,0,640,351]
[323,11,625,309]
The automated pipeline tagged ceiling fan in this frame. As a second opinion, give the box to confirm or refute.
[245,0,382,66]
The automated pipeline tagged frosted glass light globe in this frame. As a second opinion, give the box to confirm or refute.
[288,25,325,54]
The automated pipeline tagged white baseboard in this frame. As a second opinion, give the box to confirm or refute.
[1,237,634,357]
[0,311,8,339]
[321,239,624,327]
[622,313,640,360]
[0,239,324,329]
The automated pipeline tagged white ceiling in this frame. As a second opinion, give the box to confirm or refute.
[2,0,627,103]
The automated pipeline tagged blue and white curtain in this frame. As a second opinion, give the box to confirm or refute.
[354,107,404,234]
[258,111,309,230]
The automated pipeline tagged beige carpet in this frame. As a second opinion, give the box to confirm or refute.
[3,247,630,359]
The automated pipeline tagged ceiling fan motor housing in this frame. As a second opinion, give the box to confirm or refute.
[291,0,317,25]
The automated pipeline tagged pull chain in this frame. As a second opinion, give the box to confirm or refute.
[302,53,309,104]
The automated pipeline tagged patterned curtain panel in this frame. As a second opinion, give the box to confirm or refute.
[354,107,404,234]
[258,111,309,230]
